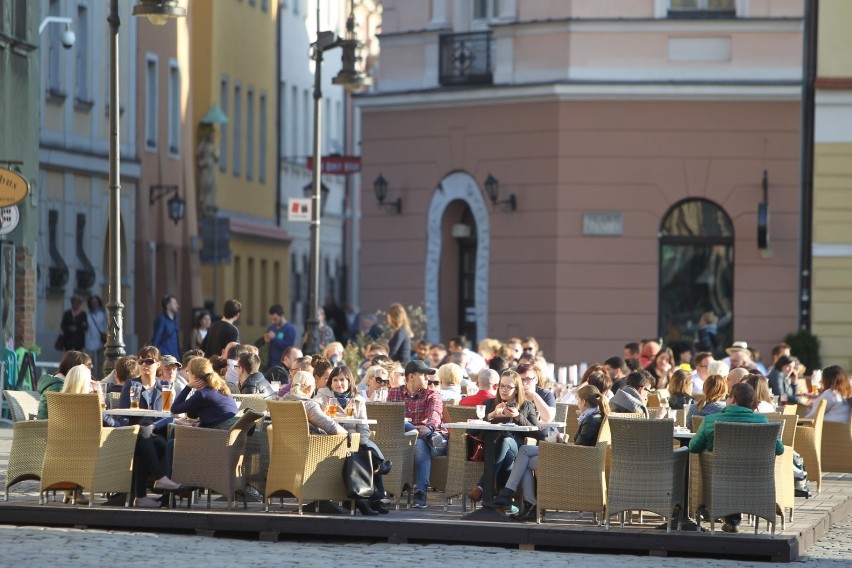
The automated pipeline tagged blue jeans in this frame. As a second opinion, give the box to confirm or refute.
[477,436,518,491]
[406,423,447,494]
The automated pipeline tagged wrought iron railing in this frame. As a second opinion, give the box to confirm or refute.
[439,31,493,87]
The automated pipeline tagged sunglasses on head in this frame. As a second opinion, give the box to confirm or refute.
[140,358,157,366]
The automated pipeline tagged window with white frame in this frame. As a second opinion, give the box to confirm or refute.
[246,88,255,180]
[168,60,180,156]
[668,0,735,16]
[259,93,267,183]
[145,54,158,149]
[220,77,228,172]
[233,83,242,176]
[473,0,499,21]
[75,3,90,104]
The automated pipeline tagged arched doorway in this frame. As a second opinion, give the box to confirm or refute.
[659,198,734,354]
[425,171,490,344]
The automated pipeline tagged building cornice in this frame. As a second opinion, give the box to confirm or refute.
[357,82,801,112]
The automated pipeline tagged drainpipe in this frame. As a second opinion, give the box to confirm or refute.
[798,0,818,331]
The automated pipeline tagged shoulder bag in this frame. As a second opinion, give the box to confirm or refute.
[342,433,374,498]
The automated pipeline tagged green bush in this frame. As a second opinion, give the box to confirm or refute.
[783,328,821,374]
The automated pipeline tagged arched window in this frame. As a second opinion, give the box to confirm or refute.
[659,199,734,356]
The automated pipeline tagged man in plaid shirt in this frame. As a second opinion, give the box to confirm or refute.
[388,360,446,508]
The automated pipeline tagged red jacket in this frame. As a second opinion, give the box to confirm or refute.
[458,389,495,407]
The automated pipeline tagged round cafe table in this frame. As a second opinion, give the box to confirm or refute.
[104,408,173,419]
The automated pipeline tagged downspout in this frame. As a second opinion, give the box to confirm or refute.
[798,0,818,331]
[275,1,283,226]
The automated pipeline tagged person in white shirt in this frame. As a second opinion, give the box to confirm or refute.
[691,351,713,395]
[806,365,852,423]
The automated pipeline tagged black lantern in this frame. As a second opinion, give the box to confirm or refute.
[373,173,401,214]
[150,184,185,225]
[484,173,516,212]
[303,182,330,216]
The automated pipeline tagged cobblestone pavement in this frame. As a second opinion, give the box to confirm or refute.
[0,516,850,568]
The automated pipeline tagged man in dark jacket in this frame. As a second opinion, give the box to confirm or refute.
[609,370,652,418]
[202,299,242,357]
[237,352,275,398]
[151,295,180,358]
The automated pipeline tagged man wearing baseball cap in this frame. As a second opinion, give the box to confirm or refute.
[387,360,446,508]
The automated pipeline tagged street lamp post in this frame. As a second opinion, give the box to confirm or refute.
[103,1,185,376]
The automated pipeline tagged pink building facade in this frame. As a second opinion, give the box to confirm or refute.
[357,0,804,365]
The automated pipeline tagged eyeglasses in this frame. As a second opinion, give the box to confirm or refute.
[498,384,516,390]
[696,365,709,369]
[522,376,537,383]
[522,347,534,352]
[427,380,440,386]
[140,358,157,366]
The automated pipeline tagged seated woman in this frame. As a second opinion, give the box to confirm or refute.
[117,346,165,418]
[467,370,538,504]
[58,364,180,507]
[490,384,609,521]
[437,363,464,404]
[806,365,852,422]
[357,365,390,401]
[646,347,674,390]
[37,350,91,419]
[667,369,694,410]
[236,351,275,398]
[746,374,776,413]
[686,374,727,427]
[171,357,239,429]
[315,365,391,514]
[284,370,379,516]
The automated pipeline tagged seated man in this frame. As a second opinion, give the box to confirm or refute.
[387,360,446,509]
[459,368,498,406]
[688,382,784,533]
[609,370,653,418]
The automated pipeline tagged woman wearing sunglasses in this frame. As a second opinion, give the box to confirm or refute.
[358,365,389,401]
[467,370,538,504]
[118,346,166,416]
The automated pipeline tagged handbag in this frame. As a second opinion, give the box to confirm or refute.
[54,334,65,351]
[466,433,484,462]
[342,433,374,498]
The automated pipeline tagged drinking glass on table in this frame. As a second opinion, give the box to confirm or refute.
[476,404,486,421]
[129,384,141,409]
[269,380,281,394]
[162,382,173,411]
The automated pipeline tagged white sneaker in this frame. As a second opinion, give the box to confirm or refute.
[135,496,162,508]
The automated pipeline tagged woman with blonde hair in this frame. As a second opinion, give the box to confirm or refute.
[746,374,775,413]
[437,362,463,403]
[322,341,345,366]
[687,373,727,426]
[477,338,502,364]
[170,357,238,429]
[359,365,389,401]
[668,369,694,410]
[386,303,412,364]
[381,360,406,388]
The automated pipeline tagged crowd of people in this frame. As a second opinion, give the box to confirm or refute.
[41,299,852,521]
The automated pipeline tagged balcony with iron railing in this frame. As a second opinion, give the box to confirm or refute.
[439,31,493,87]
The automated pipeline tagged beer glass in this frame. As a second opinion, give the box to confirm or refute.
[326,403,338,417]
[130,384,141,409]
[345,401,355,417]
[162,382,173,411]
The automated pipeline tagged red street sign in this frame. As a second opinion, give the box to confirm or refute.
[305,155,362,175]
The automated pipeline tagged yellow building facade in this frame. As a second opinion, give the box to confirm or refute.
[191,1,290,344]
[812,0,852,368]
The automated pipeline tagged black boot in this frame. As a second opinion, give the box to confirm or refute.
[355,499,379,516]
[511,502,537,522]
[370,500,390,514]
[489,487,514,509]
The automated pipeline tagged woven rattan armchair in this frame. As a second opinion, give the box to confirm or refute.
[437,404,483,511]
[264,400,357,514]
[765,414,797,526]
[5,419,47,501]
[565,404,580,439]
[170,410,264,509]
[794,399,826,492]
[606,417,688,532]
[365,402,417,510]
[820,406,852,474]
[537,423,609,525]
[554,402,569,429]
[235,395,269,414]
[40,392,139,507]
[3,390,40,422]
[244,419,271,495]
[693,421,782,535]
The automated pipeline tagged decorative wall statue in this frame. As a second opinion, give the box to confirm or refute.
[196,125,219,218]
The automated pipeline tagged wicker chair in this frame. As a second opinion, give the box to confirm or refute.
[40,392,139,507]
[565,404,580,439]
[366,402,417,510]
[820,406,852,473]
[794,399,826,492]
[244,419,271,496]
[765,414,797,527]
[5,420,47,501]
[537,415,610,524]
[605,417,688,532]
[783,404,798,416]
[170,410,264,509]
[554,402,569,429]
[236,396,269,414]
[693,422,782,535]
[264,400,357,514]
[438,404,483,511]
[3,390,40,422]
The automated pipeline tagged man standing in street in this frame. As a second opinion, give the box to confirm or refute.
[151,295,180,358]
[202,299,242,357]
[264,304,296,370]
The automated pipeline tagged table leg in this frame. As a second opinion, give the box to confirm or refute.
[462,430,509,522]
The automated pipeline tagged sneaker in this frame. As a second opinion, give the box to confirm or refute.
[413,492,428,509]
[721,523,739,534]
[135,496,162,508]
